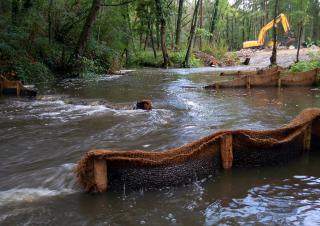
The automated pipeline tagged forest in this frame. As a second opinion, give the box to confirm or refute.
[0,0,319,83]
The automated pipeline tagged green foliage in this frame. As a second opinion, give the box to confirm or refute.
[290,61,320,72]
[170,51,202,67]
[225,52,240,64]
[290,50,320,72]
[0,0,319,82]
[128,51,163,67]
[16,58,53,84]
[74,56,104,75]
[202,42,228,59]
[128,50,202,68]
[0,34,54,84]
[196,28,212,39]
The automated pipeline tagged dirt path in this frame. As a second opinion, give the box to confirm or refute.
[247,48,311,67]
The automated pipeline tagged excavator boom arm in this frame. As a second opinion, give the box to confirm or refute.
[257,13,290,46]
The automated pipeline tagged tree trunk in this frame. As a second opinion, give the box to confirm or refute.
[242,17,245,43]
[122,4,132,66]
[296,22,304,63]
[155,0,170,68]
[156,19,160,50]
[148,19,157,59]
[270,0,278,66]
[48,0,53,43]
[23,0,32,9]
[11,0,19,25]
[74,0,101,57]
[231,16,234,49]
[183,0,200,68]
[175,0,184,49]
[264,0,269,24]
[144,31,149,51]
[209,0,219,42]
[199,0,203,50]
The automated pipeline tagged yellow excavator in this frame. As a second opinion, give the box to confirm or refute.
[243,13,293,49]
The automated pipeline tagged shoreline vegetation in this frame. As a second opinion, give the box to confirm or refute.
[0,1,319,84]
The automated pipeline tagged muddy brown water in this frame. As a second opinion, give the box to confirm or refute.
[1,67,320,225]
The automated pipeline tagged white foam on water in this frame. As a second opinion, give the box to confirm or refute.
[0,188,75,206]
[8,98,111,121]
[0,163,79,207]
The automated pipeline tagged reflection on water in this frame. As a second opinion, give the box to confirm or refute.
[205,174,320,225]
[1,68,320,225]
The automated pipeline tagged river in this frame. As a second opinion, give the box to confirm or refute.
[1,67,320,225]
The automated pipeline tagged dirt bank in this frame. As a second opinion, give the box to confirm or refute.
[240,48,312,67]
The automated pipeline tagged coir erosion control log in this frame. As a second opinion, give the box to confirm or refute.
[77,108,320,193]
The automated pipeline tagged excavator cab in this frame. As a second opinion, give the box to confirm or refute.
[243,13,292,49]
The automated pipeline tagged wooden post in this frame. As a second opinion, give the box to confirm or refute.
[94,158,107,192]
[16,83,20,97]
[220,133,233,169]
[278,78,281,88]
[246,76,251,89]
[303,124,312,151]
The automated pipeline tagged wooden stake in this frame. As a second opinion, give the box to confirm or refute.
[220,133,233,169]
[94,158,107,192]
[0,82,3,96]
[16,83,20,97]
[246,76,251,89]
[278,78,281,88]
[303,124,312,151]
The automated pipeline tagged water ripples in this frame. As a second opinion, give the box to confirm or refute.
[204,176,320,225]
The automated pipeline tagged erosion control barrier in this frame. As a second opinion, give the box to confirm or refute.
[219,66,283,78]
[0,75,37,97]
[206,68,319,89]
[77,108,320,193]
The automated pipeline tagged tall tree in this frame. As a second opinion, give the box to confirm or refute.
[270,0,278,66]
[175,0,184,49]
[154,0,170,68]
[48,0,53,43]
[209,0,219,42]
[296,21,304,62]
[183,0,200,68]
[199,0,203,50]
[11,0,19,25]
[23,0,32,9]
[148,15,157,59]
[74,0,102,57]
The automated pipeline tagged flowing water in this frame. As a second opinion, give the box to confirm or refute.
[1,67,320,225]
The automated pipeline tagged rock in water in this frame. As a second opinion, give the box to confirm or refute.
[135,100,152,110]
